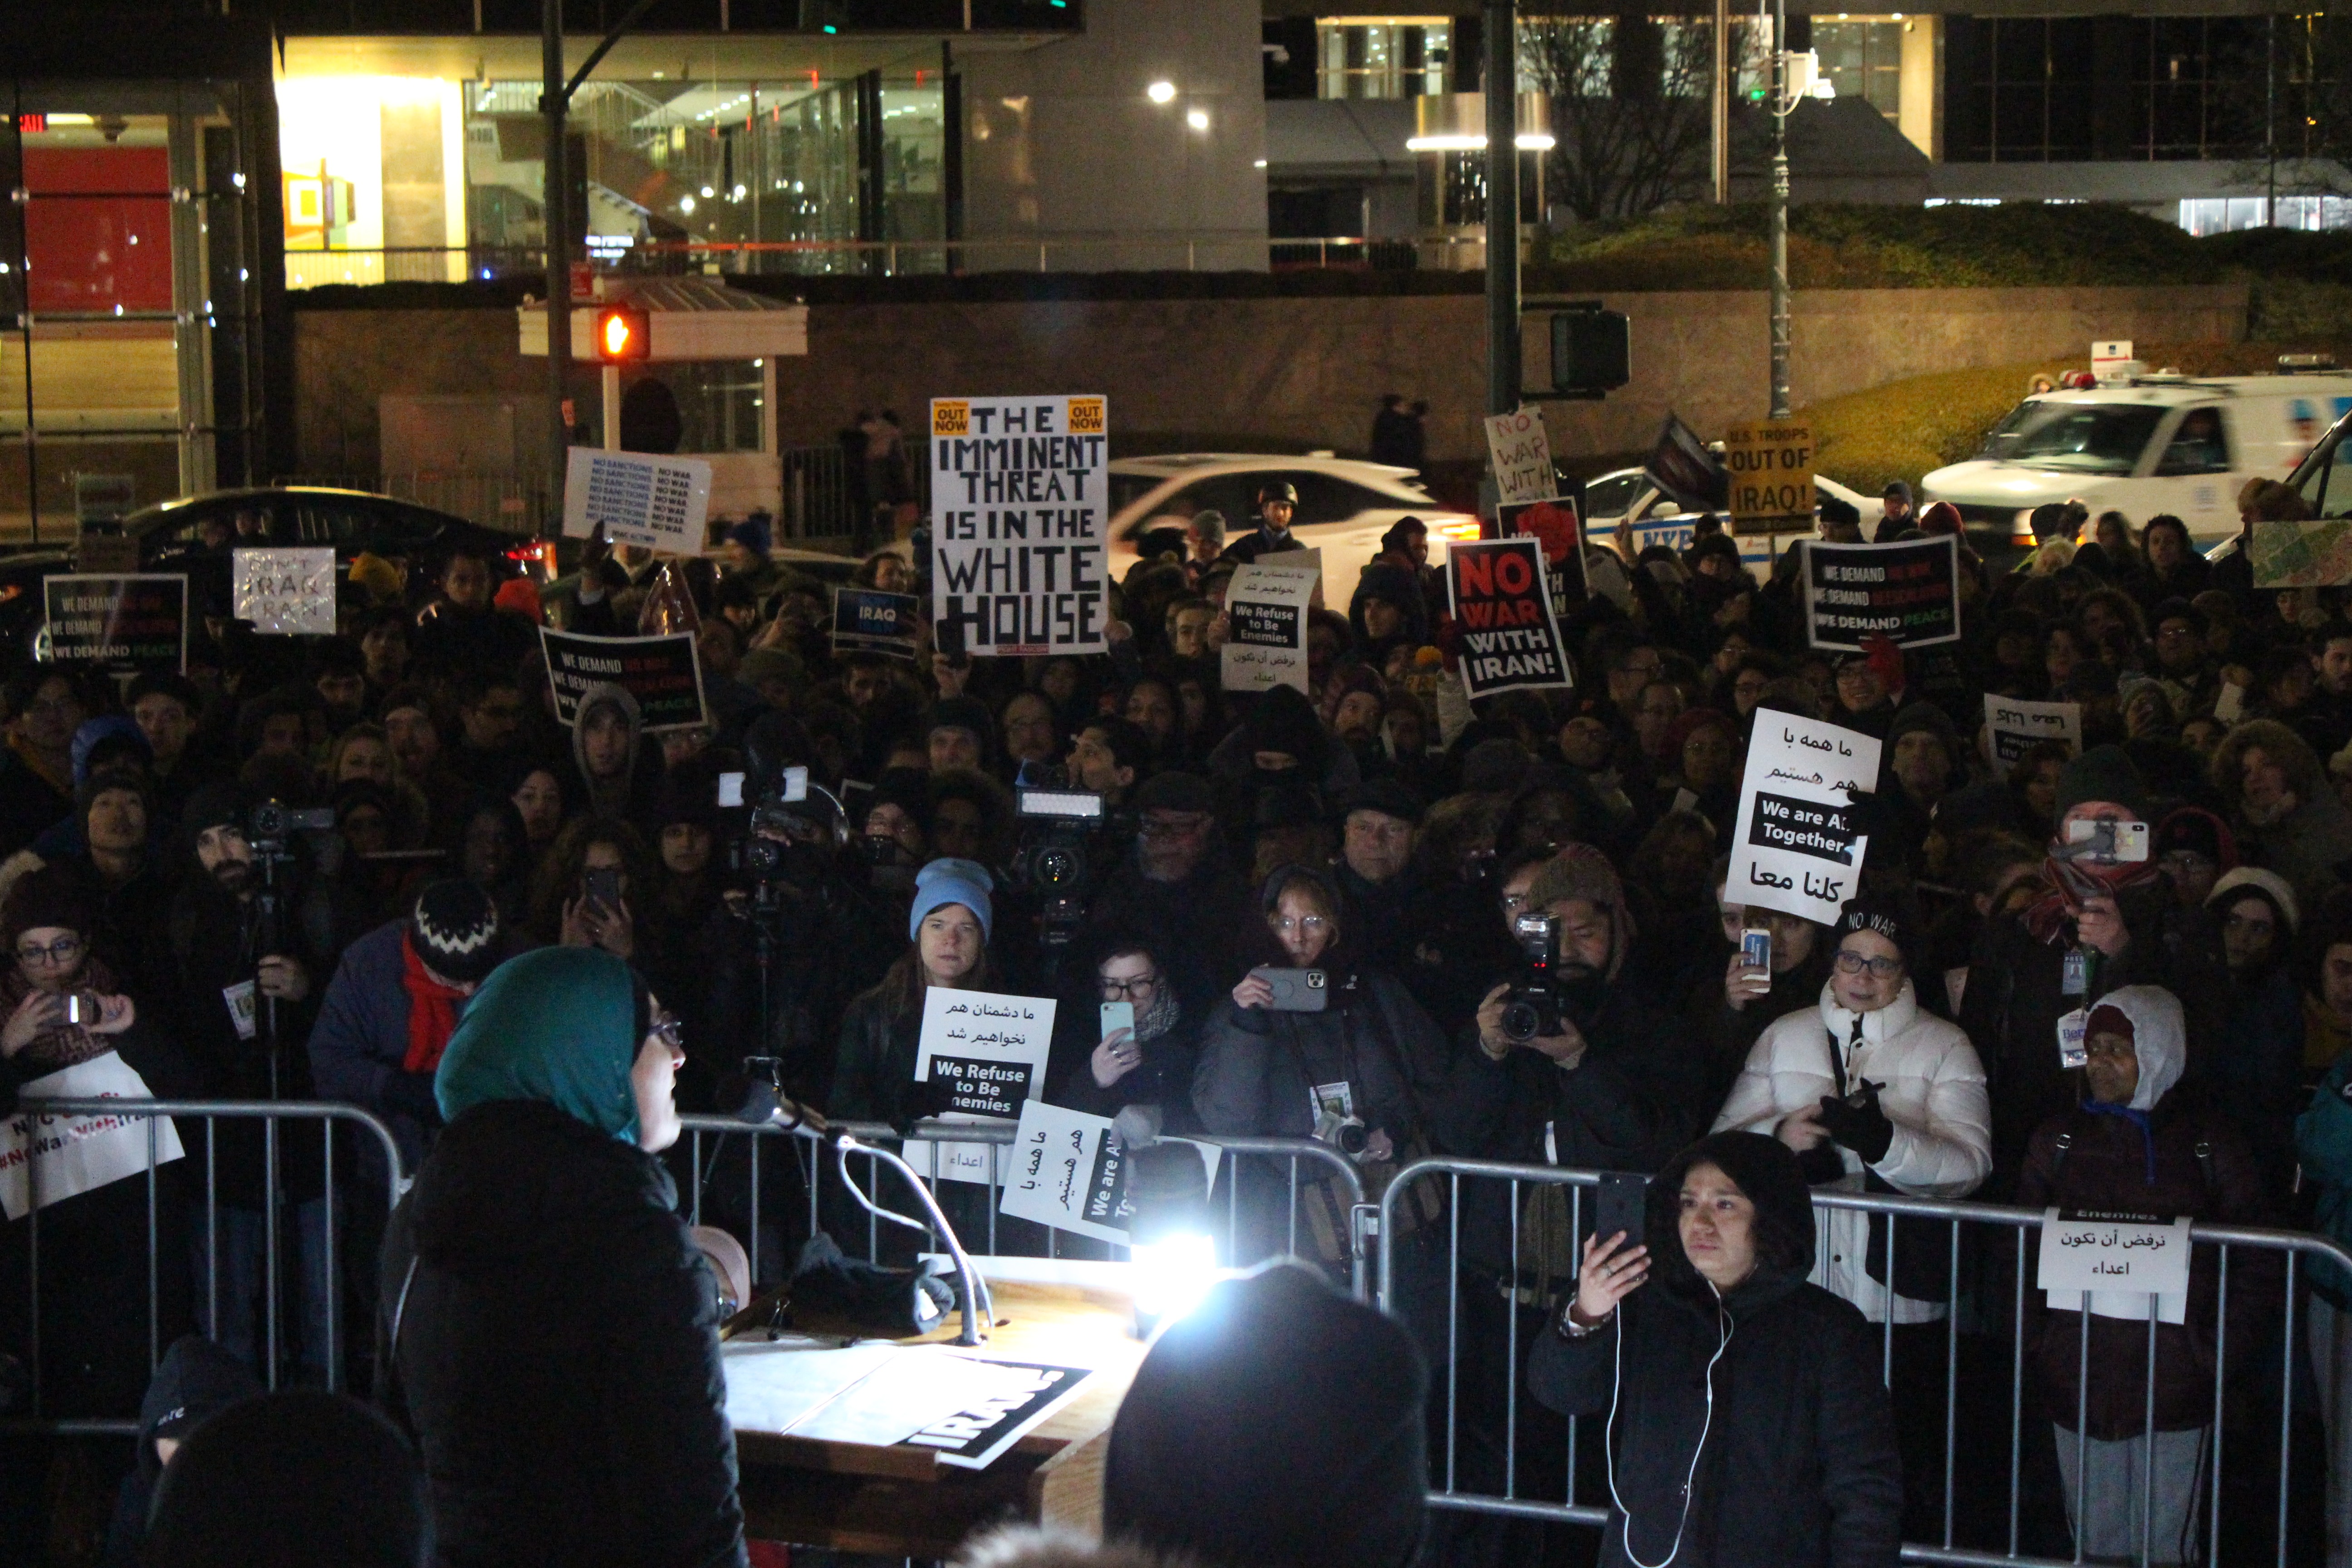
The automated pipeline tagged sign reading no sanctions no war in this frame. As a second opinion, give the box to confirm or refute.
[931,395,1109,657]
[1721,419,1815,532]
[1726,709,1884,926]
[1446,538,1572,697]
[1803,535,1963,652]
[42,574,187,672]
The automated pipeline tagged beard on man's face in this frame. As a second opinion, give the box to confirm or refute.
[210,858,254,895]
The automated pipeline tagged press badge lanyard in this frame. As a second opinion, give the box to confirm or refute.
[2057,941,2094,1070]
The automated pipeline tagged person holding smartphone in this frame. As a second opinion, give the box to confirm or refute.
[529,817,649,963]
[1053,939,1200,1130]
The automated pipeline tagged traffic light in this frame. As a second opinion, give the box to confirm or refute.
[1551,305,1631,398]
[595,304,650,363]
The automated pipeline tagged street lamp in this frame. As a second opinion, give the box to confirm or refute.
[1763,18,1825,420]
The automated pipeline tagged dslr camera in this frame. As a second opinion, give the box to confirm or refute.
[1499,911,1607,1044]
[250,801,334,842]
[1312,1105,1370,1157]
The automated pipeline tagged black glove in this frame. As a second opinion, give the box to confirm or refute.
[787,1232,955,1335]
[1815,1081,1895,1166]
[381,1070,443,1128]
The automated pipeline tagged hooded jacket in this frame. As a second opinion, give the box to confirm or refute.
[1715,979,1990,1323]
[2018,985,2278,1438]
[569,681,664,828]
[380,948,746,1568]
[1528,1132,1903,1568]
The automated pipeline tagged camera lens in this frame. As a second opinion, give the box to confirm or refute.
[1499,999,1540,1043]
[1335,1120,1369,1156]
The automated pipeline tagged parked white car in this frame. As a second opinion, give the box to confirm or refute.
[1922,366,2352,552]
[1106,454,1478,609]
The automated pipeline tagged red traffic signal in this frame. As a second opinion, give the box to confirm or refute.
[595,304,650,363]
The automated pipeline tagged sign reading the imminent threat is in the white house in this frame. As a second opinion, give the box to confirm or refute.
[930,395,1109,657]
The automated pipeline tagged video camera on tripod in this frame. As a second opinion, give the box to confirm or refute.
[1009,782,1130,948]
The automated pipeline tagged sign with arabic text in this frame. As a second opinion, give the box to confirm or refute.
[1220,560,1318,695]
[910,985,1056,1185]
[2036,1208,2191,1324]
[997,1100,1223,1246]
[1725,708,1883,926]
[930,394,1109,656]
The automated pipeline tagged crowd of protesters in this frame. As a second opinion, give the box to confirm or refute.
[4,463,2352,1565]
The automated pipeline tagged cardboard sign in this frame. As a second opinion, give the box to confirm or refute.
[911,986,1056,1185]
[1721,419,1816,532]
[0,1053,186,1220]
[998,1100,1223,1246]
[538,627,708,731]
[1220,561,1318,695]
[1484,407,1558,507]
[233,547,337,636]
[1803,535,1962,652]
[832,588,921,660]
[930,395,1110,657]
[42,574,187,672]
[1983,695,2082,767]
[2037,1208,2191,1324]
[1726,708,1883,925]
[1503,497,1588,618]
[1446,538,1572,696]
[562,447,713,553]
[1645,412,1729,512]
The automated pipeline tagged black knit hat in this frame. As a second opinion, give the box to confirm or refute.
[1105,1261,1427,1568]
[1831,894,1921,969]
[408,879,502,985]
[1,863,100,949]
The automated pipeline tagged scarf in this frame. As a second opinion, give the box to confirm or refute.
[400,930,471,1075]
[1133,980,1182,1046]
[2022,846,2163,946]
[2082,1098,2159,1185]
[0,954,125,1071]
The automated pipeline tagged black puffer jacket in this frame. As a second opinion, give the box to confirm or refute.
[1529,1132,1902,1568]
[381,1099,747,1568]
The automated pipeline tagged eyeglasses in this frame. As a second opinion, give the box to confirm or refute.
[1100,974,1159,999]
[1139,815,1210,840]
[1499,891,1532,916]
[1833,951,1903,978]
[650,1013,685,1058]
[1270,914,1330,936]
[15,936,83,968]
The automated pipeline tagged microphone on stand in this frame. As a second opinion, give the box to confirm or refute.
[733,1081,827,1137]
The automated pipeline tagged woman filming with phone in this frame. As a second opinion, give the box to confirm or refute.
[1528,1131,1901,1568]
[1052,938,1201,1131]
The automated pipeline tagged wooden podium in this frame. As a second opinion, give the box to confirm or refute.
[729,1258,1150,1557]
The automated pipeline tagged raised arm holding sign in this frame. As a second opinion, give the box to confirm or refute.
[1725,708,1884,925]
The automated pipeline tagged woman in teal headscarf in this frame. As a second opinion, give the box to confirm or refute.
[381,946,746,1568]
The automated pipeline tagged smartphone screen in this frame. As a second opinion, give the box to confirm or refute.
[1100,1001,1135,1041]
[1740,926,1771,971]
[583,868,622,910]
[717,771,745,809]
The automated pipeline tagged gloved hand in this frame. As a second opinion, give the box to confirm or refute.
[1814,1081,1895,1165]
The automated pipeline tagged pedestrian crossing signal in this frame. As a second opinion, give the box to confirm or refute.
[595,305,650,363]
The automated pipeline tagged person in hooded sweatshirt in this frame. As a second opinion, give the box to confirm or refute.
[1529,1130,1903,1568]
[379,945,747,1568]
[569,681,666,830]
[101,1333,261,1567]
[2017,985,2275,1568]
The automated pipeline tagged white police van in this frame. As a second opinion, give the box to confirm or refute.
[1921,358,2352,552]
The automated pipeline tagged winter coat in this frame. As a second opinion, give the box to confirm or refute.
[1715,980,1991,1322]
[830,985,925,1128]
[1527,1138,1903,1568]
[2018,986,2278,1439]
[1191,964,1455,1147]
[2295,1048,2352,1310]
[381,1098,747,1568]
[306,919,485,1189]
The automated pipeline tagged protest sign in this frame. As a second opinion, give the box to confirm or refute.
[1720,419,1816,533]
[1503,497,1588,617]
[1645,412,1729,512]
[911,986,1056,1184]
[2037,1208,2190,1325]
[1983,695,2082,767]
[1803,535,1962,652]
[2250,518,2352,588]
[233,547,337,636]
[929,394,1109,657]
[1220,561,1318,695]
[561,447,712,553]
[1446,538,1572,697]
[998,1100,1223,1246]
[832,588,921,660]
[1484,407,1558,507]
[41,574,186,672]
[1725,708,1883,926]
[1,1053,186,1221]
[538,627,707,731]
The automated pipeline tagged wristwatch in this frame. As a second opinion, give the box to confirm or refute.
[1558,1301,1613,1339]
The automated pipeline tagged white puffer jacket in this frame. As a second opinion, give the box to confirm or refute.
[1714,979,1991,1322]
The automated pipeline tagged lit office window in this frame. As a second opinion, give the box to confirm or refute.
[1812,17,1904,119]
[1316,19,1452,99]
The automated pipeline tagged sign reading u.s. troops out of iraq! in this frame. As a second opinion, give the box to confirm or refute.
[931,396,1109,657]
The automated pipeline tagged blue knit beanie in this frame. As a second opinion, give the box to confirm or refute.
[908,857,993,943]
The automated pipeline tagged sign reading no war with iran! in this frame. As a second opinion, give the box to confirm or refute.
[931,395,1109,657]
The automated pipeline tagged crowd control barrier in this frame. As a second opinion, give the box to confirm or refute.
[1376,1156,2352,1568]
[0,1098,406,1436]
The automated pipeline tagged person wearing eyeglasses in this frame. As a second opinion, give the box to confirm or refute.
[1052,939,1200,1131]
[1714,897,1989,1538]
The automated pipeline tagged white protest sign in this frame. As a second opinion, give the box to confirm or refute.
[1983,695,2082,769]
[930,395,1110,656]
[232,548,337,636]
[1220,561,1318,695]
[998,1100,1223,1246]
[562,447,713,553]
[0,1053,186,1220]
[1484,407,1558,507]
[1725,708,1883,925]
[911,986,1056,1184]
[2037,1208,2191,1324]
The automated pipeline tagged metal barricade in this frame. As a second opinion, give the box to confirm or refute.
[674,1115,1369,1295]
[1376,1156,2352,1568]
[3,1098,406,1436]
